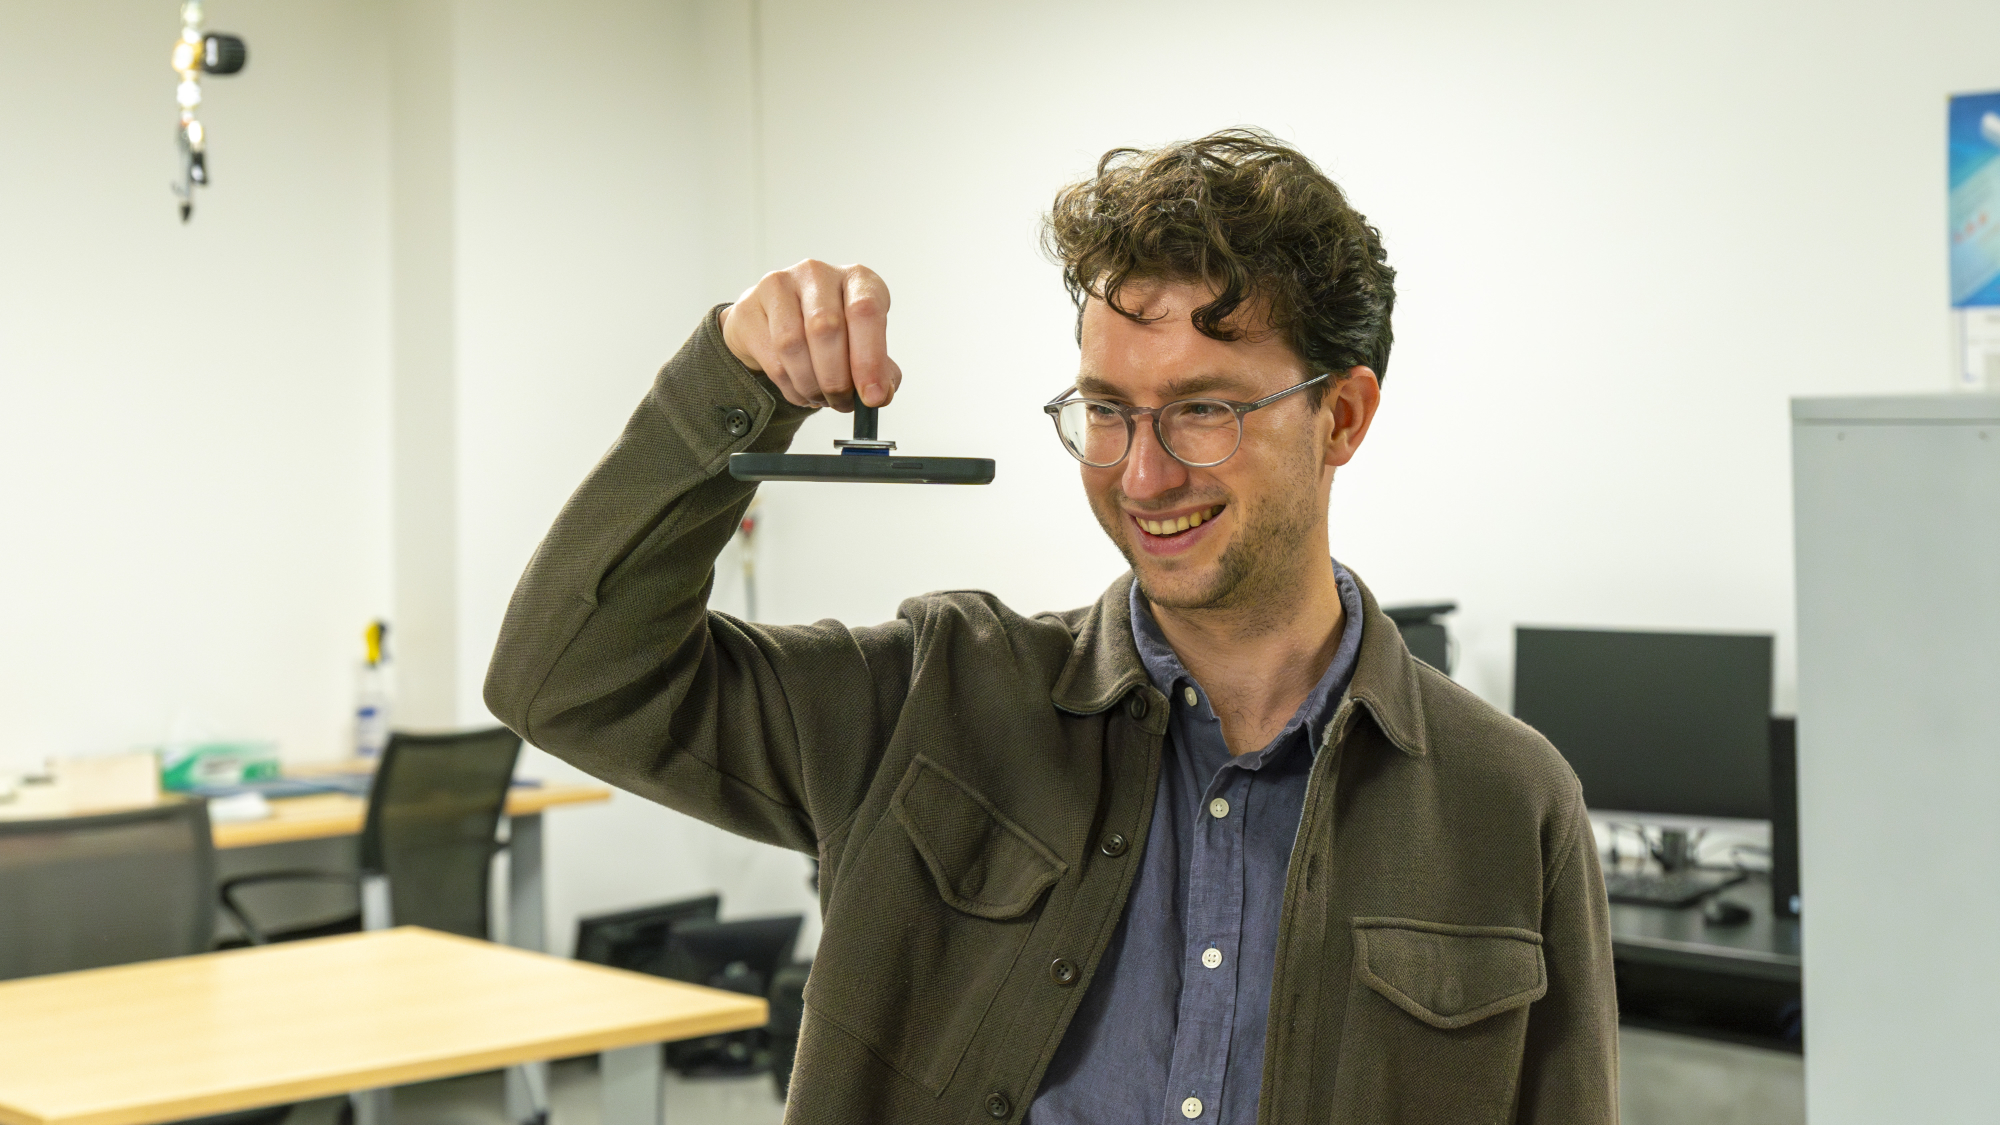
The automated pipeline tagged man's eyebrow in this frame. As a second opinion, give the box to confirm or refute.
[1073,372,1258,401]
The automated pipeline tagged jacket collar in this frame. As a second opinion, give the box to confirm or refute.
[1050,567,1430,758]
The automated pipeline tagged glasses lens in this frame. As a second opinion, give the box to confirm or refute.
[1055,400,1130,466]
[1160,400,1241,466]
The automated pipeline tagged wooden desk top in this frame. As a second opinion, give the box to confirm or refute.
[0,928,767,1125]
[211,782,610,850]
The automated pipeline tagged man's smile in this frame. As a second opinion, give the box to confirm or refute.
[1128,503,1226,553]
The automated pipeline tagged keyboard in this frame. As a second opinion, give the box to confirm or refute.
[1603,868,1747,907]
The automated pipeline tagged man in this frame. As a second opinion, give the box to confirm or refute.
[486,128,1617,1124]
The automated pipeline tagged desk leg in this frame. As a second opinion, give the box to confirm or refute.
[360,874,393,931]
[504,813,550,1125]
[351,1087,393,1125]
[504,1063,550,1125]
[506,813,545,951]
[601,1044,663,1125]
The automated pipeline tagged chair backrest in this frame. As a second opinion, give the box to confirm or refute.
[360,727,522,938]
[0,801,216,980]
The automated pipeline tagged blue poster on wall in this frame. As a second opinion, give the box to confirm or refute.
[1949,92,2000,307]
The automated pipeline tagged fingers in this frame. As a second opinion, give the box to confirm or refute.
[797,263,855,411]
[844,267,899,408]
[719,260,897,411]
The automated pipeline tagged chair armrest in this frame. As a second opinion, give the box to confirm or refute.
[218,869,360,945]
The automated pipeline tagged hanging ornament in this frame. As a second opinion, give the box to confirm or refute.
[170,1,248,222]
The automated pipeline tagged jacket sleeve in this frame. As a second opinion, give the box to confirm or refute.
[1516,797,1621,1123]
[482,307,917,855]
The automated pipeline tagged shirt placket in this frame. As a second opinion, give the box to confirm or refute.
[1159,694,1253,1124]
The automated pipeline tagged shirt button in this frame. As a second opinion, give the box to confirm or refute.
[1049,957,1079,986]
[1209,797,1230,819]
[1099,832,1129,858]
[1201,947,1223,969]
[1182,686,1198,707]
[986,1091,1012,1119]
[1182,1096,1204,1119]
[722,407,752,437]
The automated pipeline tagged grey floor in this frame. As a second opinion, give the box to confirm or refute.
[285,1060,787,1125]
[286,1028,1800,1125]
[1619,1027,1804,1125]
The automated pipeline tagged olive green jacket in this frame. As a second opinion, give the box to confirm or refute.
[484,311,1619,1124]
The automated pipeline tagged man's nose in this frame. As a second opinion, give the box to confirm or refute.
[1121,415,1187,500]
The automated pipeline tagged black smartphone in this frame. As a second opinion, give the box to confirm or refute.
[728,453,995,485]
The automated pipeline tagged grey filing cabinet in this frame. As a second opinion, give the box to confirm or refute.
[1791,395,2000,1124]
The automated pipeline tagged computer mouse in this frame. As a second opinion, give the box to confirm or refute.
[1702,898,1752,927]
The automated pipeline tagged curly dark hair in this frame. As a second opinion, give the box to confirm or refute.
[1043,128,1396,400]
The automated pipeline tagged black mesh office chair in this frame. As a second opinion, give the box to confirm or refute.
[0,802,292,1125]
[219,727,522,942]
[217,728,531,1125]
[0,801,216,980]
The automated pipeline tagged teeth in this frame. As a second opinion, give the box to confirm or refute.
[1139,506,1220,536]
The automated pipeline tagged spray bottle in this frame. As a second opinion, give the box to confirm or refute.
[355,620,391,760]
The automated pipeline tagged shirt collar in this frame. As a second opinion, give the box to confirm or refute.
[1126,558,1367,757]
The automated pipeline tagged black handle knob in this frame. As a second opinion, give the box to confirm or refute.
[853,404,878,442]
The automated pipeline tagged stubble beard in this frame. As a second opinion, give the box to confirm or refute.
[1092,446,1324,632]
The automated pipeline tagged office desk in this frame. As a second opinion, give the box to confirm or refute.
[1610,873,1801,982]
[0,772,610,955]
[213,781,609,956]
[0,927,766,1125]
[209,782,609,850]
[1609,871,1802,1049]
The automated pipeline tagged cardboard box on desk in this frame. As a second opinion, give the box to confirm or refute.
[0,750,161,817]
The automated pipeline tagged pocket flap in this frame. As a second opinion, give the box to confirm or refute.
[1352,917,1548,1030]
[892,754,1067,920]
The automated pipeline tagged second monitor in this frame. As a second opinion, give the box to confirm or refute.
[1513,626,1774,820]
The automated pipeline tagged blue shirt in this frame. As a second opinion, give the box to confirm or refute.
[1029,561,1366,1125]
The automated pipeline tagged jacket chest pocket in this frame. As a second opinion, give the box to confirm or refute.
[1331,917,1548,1123]
[807,754,1067,1095]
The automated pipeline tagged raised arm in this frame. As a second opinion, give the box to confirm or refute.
[484,263,910,854]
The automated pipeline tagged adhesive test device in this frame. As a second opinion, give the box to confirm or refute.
[728,404,995,485]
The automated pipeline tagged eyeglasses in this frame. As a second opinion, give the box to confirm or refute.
[1042,373,1332,469]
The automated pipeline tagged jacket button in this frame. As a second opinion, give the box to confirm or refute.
[1125,693,1148,720]
[723,407,752,437]
[986,1091,1012,1119]
[1100,832,1129,858]
[1049,957,1079,986]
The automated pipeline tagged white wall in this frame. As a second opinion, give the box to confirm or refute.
[447,0,822,952]
[734,0,2000,725]
[0,0,393,769]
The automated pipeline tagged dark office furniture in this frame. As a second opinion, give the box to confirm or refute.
[574,894,722,979]
[1383,602,1456,673]
[1611,871,1802,1051]
[659,915,805,1076]
[1770,717,1800,918]
[1514,626,1774,820]
[0,802,217,980]
[219,727,522,942]
[0,802,297,1125]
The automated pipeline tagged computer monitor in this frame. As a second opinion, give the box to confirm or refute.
[1512,627,1773,819]
[660,915,804,1076]
[573,893,720,977]
[665,915,803,999]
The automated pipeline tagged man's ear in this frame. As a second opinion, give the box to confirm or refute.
[1325,365,1381,469]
